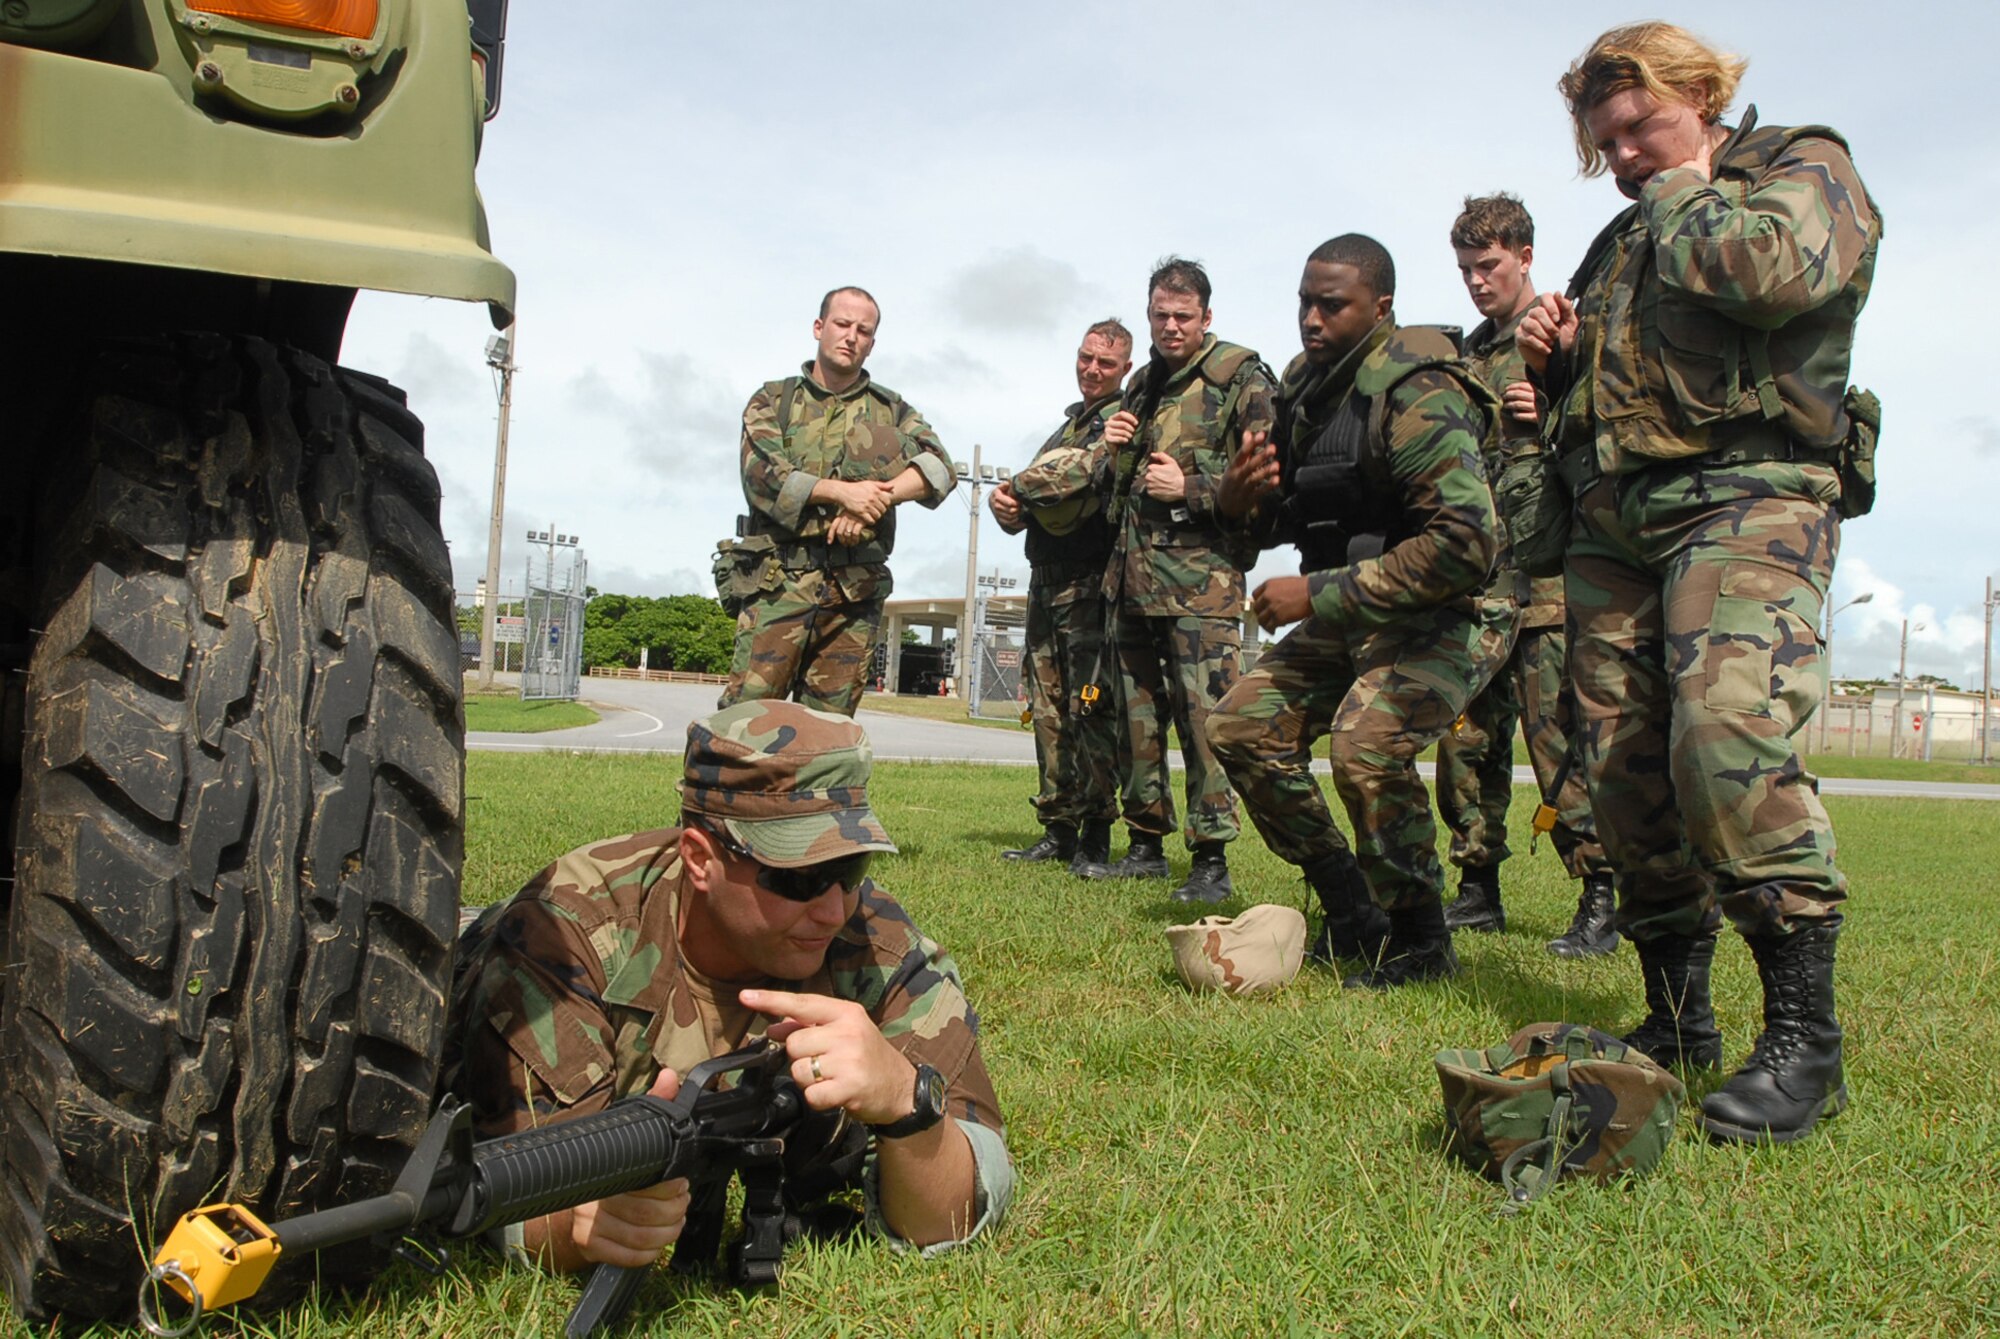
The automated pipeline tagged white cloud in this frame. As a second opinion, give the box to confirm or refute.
[871,344,998,392]
[1959,417,2000,458]
[332,1,2000,689]
[944,247,1103,336]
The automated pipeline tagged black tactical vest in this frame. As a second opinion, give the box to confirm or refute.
[1287,387,1395,572]
[1280,325,1473,573]
[1025,507,1113,578]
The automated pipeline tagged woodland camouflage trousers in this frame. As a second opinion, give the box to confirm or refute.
[1025,588,1121,829]
[721,570,882,718]
[1566,457,1847,939]
[1209,599,1516,911]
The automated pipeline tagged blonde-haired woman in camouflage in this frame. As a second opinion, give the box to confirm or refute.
[1519,21,1881,1144]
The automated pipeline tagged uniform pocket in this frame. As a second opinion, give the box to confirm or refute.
[1701,562,1824,718]
[1703,594,1775,715]
[1651,300,1744,429]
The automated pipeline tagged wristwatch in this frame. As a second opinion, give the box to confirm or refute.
[868,1063,947,1139]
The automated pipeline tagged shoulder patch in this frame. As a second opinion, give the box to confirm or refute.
[1199,340,1261,387]
[1354,325,1460,397]
[864,380,909,418]
[1714,110,1849,180]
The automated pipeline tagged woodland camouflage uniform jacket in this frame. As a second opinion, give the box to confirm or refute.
[739,365,956,568]
[1465,308,1563,628]
[1008,392,1120,603]
[1105,335,1276,619]
[1544,109,1882,476]
[1260,321,1507,632]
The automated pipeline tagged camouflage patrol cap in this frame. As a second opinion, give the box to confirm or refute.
[1165,904,1307,996]
[680,701,898,868]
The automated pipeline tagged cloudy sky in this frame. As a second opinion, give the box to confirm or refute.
[340,2,1998,688]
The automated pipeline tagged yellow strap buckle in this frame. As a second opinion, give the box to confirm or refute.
[1529,802,1558,855]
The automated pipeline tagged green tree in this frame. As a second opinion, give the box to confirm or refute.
[582,592,736,674]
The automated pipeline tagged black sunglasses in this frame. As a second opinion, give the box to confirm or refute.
[708,829,870,903]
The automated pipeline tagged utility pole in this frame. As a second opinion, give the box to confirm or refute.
[1892,618,1923,759]
[958,444,983,702]
[1984,576,1995,766]
[477,324,517,691]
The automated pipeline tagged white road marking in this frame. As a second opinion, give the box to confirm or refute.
[617,709,666,738]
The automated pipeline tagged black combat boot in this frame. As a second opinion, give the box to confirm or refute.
[1303,850,1390,965]
[1620,933,1723,1069]
[1443,866,1504,933]
[1002,823,1077,863]
[1342,898,1459,990]
[1699,921,1847,1145]
[1067,818,1113,876]
[1548,873,1620,957]
[1170,842,1232,904]
[1076,829,1170,880]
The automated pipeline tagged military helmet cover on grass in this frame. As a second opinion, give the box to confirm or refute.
[1166,904,1307,995]
[1435,1022,1684,1205]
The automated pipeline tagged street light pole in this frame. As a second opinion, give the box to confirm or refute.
[1984,576,1995,767]
[1819,590,1874,751]
[959,444,982,698]
[477,324,517,691]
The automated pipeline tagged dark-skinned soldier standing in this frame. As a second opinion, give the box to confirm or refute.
[1208,234,1518,988]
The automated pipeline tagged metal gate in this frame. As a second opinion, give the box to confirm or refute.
[967,627,1025,720]
[521,586,585,701]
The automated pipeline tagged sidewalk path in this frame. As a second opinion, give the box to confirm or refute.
[469,678,2000,801]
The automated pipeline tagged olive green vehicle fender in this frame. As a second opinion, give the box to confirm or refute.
[0,0,515,328]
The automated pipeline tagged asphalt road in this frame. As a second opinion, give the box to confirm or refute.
[471,678,1040,764]
[469,678,2000,801]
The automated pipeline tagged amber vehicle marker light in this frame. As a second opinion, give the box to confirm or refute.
[183,0,379,39]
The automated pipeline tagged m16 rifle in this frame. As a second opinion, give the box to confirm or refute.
[139,1040,844,1339]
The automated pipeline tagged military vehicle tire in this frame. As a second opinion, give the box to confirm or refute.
[0,333,464,1321]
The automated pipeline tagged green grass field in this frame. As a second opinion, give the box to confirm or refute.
[463,692,601,733]
[1801,754,1999,786]
[21,757,1998,1338]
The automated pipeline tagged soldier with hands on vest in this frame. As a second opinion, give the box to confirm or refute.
[1518,22,1880,1143]
[1075,258,1275,906]
[1438,193,1619,957]
[1207,234,1519,990]
[720,287,956,716]
[988,320,1134,873]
